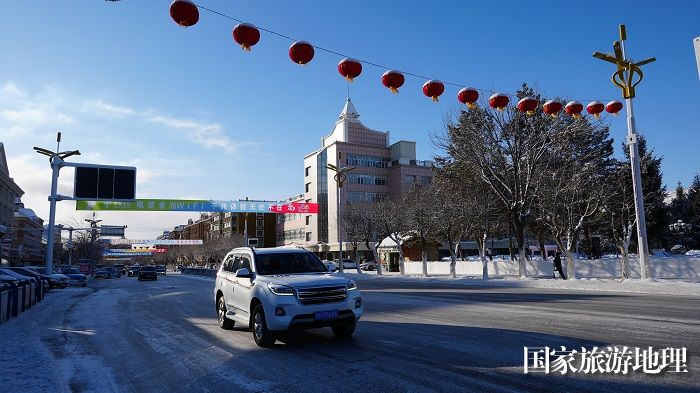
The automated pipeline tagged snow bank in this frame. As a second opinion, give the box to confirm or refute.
[402,256,700,280]
[347,272,700,296]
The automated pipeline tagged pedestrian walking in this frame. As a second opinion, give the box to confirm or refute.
[553,249,567,279]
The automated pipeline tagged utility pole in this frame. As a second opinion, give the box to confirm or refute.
[33,132,81,274]
[593,25,656,279]
[67,226,74,266]
[243,196,249,246]
[85,212,102,274]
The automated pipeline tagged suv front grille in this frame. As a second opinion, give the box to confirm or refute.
[296,286,347,305]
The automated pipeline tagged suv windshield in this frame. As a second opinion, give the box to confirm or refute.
[255,252,328,275]
[63,268,80,274]
[141,266,155,272]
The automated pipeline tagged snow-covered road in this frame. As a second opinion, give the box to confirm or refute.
[0,274,697,392]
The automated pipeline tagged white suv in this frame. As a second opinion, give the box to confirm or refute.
[214,247,363,347]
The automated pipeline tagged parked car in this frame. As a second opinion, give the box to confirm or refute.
[0,270,32,286]
[127,266,141,277]
[215,247,363,347]
[112,264,126,275]
[29,267,71,287]
[58,267,88,286]
[105,267,121,279]
[6,267,60,289]
[335,259,358,269]
[155,265,166,275]
[138,266,158,281]
[359,260,379,271]
[94,268,109,279]
[321,260,338,272]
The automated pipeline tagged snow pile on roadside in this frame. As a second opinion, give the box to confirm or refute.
[345,272,700,296]
[686,249,700,257]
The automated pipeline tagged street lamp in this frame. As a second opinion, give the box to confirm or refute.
[593,24,655,279]
[326,163,355,273]
[668,220,693,251]
[34,132,80,274]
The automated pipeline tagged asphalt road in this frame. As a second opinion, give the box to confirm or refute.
[29,273,700,392]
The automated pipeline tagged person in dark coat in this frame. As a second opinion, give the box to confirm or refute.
[553,249,567,279]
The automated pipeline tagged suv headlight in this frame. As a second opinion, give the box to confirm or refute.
[267,283,295,296]
[347,280,358,290]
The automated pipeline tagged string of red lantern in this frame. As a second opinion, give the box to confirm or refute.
[167,1,624,117]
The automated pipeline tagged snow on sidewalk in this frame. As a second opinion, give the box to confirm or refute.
[342,271,700,296]
[0,288,90,393]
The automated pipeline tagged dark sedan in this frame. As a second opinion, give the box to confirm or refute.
[127,266,141,277]
[138,266,157,281]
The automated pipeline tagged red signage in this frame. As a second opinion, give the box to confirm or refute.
[269,203,319,214]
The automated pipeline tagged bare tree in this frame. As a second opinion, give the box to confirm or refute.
[355,202,383,275]
[404,183,440,276]
[341,205,365,274]
[434,86,561,278]
[536,112,613,279]
[372,197,408,275]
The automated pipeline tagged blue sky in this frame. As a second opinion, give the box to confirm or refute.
[1,1,699,238]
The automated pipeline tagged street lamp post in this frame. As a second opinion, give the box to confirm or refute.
[593,25,656,280]
[34,132,80,274]
[326,163,355,273]
[668,220,693,252]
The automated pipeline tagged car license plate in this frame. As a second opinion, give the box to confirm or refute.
[314,310,338,321]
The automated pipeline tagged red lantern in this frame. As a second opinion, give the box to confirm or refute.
[422,80,445,102]
[586,101,605,119]
[489,93,509,111]
[289,41,314,65]
[169,0,199,27]
[457,87,479,109]
[338,58,362,82]
[232,23,260,51]
[542,100,563,117]
[517,97,538,115]
[605,100,623,116]
[565,101,584,118]
[381,70,405,93]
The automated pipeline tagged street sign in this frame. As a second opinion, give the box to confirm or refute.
[74,164,136,201]
[109,239,203,246]
[99,225,126,237]
[75,199,319,214]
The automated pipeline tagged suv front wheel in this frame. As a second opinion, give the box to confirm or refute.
[332,320,356,338]
[252,304,276,347]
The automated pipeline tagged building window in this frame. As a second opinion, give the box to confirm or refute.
[305,166,310,177]
[305,216,310,225]
[306,232,312,241]
[348,174,387,186]
[347,154,388,168]
[305,183,311,193]
[348,192,388,203]
[256,229,264,238]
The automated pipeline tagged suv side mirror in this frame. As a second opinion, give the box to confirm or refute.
[235,268,252,278]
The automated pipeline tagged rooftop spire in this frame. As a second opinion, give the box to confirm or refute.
[338,98,360,122]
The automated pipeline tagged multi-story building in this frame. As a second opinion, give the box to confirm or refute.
[0,143,24,261]
[8,199,45,265]
[169,210,276,248]
[278,99,434,257]
[209,210,276,248]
